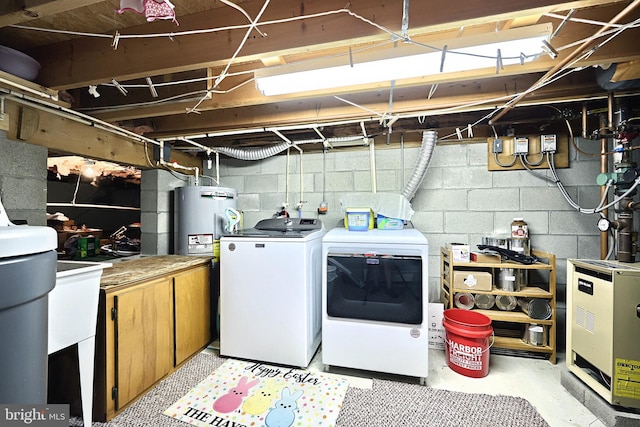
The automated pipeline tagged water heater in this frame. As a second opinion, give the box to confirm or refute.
[566,259,640,409]
[174,186,237,257]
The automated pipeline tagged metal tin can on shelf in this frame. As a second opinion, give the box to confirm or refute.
[497,268,525,292]
[454,292,475,310]
[509,237,531,256]
[474,293,495,309]
[495,295,518,311]
[518,298,552,320]
[523,324,546,346]
[482,236,509,248]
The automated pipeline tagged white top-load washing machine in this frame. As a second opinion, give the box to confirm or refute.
[220,217,325,367]
[321,226,429,383]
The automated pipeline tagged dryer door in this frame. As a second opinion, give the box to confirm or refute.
[326,253,423,324]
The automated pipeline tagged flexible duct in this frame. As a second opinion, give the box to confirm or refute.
[211,142,293,160]
[402,130,437,201]
[213,131,436,203]
[209,136,367,161]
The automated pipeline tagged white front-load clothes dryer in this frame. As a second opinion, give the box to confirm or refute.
[321,226,429,383]
[219,217,325,367]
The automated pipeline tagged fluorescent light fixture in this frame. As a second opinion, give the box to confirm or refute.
[255,24,552,96]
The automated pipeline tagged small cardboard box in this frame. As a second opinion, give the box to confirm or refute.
[453,271,493,291]
[448,243,470,262]
[428,303,445,351]
[471,251,502,263]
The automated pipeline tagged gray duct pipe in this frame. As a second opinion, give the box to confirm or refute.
[213,131,436,204]
[212,142,293,160]
[210,137,364,161]
[402,130,437,201]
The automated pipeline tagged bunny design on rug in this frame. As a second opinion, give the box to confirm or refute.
[264,387,304,427]
[213,376,260,414]
[241,379,281,415]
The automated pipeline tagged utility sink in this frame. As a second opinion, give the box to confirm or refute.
[50,261,111,353]
[50,260,111,427]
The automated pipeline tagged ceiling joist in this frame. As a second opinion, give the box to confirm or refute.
[0,0,637,157]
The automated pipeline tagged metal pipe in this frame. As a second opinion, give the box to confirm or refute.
[286,148,290,208]
[47,203,140,211]
[0,79,58,101]
[370,138,377,193]
[616,208,634,262]
[489,0,640,125]
[298,149,304,214]
[599,112,609,259]
[401,0,410,39]
[608,92,638,262]
[401,133,405,186]
[608,92,615,131]
[582,104,588,139]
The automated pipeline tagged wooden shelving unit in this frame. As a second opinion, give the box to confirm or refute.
[440,247,557,364]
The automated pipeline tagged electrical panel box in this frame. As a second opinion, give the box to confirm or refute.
[153,144,171,162]
[566,259,640,409]
[492,138,503,153]
[487,134,569,171]
[514,137,529,154]
[542,134,557,153]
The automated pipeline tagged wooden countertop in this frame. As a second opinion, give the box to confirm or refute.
[100,255,211,289]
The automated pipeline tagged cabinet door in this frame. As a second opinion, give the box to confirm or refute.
[174,265,211,365]
[113,277,174,410]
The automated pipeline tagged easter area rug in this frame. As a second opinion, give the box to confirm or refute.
[164,358,350,427]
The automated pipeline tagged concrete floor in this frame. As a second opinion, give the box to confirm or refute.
[422,350,605,427]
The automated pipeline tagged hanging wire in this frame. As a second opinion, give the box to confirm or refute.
[519,152,545,167]
[518,153,553,181]
[188,0,271,114]
[490,10,640,123]
[219,0,267,37]
[7,2,639,153]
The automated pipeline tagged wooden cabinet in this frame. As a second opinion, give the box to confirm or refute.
[440,247,557,364]
[93,258,211,421]
[174,265,211,365]
[111,277,174,411]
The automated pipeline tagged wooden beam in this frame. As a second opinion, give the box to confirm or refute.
[89,26,640,126]
[27,0,615,89]
[145,72,610,139]
[0,69,60,100]
[612,60,640,81]
[0,0,104,28]
[4,98,201,170]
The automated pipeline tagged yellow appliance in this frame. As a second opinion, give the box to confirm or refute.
[566,259,640,409]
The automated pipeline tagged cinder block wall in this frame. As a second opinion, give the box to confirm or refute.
[216,136,606,349]
[140,168,192,255]
[0,132,49,226]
